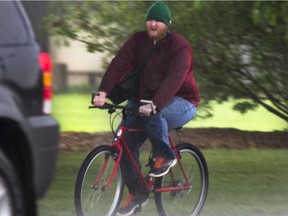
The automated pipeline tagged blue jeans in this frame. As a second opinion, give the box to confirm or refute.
[119,96,196,193]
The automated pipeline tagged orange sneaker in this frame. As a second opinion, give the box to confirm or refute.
[117,193,148,216]
[149,157,177,178]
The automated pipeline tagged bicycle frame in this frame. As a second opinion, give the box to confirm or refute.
[76,103,208,216]
[153,135,192,193]
[94,123,192,193]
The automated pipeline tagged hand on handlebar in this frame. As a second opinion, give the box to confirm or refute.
[139,102,156,116]
[93,91,107,107]
[91,94,156,117]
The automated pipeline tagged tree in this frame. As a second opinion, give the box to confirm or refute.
[45,1,288,122]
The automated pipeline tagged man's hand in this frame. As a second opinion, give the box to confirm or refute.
[93,91,107,106]
[139,103,156,116]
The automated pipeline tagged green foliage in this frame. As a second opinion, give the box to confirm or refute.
[45,1,288,121]
[173,1,288,121]
[232,101,258,114]
[45,1,148,55]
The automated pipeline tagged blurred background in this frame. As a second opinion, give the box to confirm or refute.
[22,1,287,216]
[24,1,287,132]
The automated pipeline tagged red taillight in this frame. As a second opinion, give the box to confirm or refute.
[39,52,53,114]
[39,52,52,71]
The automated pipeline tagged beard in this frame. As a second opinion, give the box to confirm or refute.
[147,25,168,41]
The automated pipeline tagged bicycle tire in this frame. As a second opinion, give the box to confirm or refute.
[74,145,124,216]
[154,143,209,216]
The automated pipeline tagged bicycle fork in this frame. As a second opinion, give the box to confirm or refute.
[92,142,123,191]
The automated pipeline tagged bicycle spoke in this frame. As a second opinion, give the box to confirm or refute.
[154,143,208,216]
[75,146,124,216]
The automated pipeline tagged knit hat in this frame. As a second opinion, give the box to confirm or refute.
[146,1,172,26]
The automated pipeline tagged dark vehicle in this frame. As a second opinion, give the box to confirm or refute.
[0,1,59,215]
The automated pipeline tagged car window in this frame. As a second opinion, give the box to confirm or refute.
[0,1,30,46]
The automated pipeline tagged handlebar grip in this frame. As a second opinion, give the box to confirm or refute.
[89,103,114,109]
[89,103,146,117]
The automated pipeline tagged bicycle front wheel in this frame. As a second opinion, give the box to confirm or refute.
[75,145,124,216]
[154,143,209,216]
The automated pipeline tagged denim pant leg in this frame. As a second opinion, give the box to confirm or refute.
[144,96,196,159]
[119,105,147,194]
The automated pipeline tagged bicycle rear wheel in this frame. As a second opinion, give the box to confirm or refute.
[154,143,208,216]
[75,145,124,216]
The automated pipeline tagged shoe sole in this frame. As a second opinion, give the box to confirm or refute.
[116,205,138,216]
[116,199,149,216]
[149,159,177,178]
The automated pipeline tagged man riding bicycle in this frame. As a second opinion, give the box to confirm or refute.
[93,1,200,215]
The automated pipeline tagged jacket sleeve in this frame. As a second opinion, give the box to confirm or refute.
[99,35,137,95]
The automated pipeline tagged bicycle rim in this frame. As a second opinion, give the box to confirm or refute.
[154,143,209,216]
[75,145,124,216]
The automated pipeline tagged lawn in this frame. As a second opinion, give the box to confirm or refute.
[43,92,287,216]
[51,93,287,132]
[38,149,288,216]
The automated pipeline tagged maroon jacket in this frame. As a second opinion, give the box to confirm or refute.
[99,31,200,111]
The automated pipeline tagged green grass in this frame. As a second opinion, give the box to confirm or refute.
[202,149,288,216]
[51,93,287,132]
[38,149,288,216]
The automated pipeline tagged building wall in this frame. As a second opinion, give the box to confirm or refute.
[22,1,107,90]
[49,37,108,89]
[49,37,105,72]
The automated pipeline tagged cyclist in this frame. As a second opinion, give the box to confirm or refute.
[93,1,200,215]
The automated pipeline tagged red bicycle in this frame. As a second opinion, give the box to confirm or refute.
[75,102,208,216]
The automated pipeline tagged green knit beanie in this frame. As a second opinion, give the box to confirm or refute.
[146,1,172,26]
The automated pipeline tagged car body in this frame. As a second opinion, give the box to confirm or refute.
[0,1,59,215]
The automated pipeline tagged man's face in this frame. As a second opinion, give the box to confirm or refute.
[146,20,168,41]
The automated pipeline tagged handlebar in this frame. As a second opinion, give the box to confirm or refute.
[89,103,125,110]
[90,92,156,116]
[89,103,145,117]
